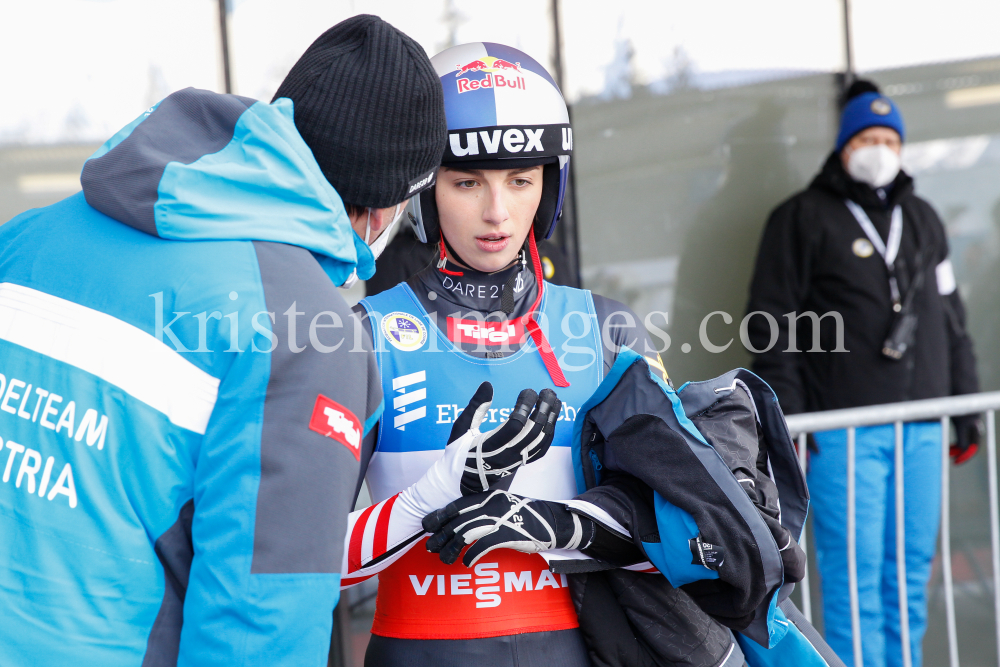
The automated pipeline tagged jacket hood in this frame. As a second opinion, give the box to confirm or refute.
[81,87,375,286]
[809,150,914,209]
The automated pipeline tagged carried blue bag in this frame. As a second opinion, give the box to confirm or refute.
[573,350,844,665]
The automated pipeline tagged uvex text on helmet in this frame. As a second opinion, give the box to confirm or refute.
[274,14,448,208]
[409,42,573,244]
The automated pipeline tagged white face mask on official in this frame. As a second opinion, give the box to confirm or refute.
[846,144,901,189]
[342,203,406,289]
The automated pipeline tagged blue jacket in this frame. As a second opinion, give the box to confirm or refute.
[0,88,383,666]
[572,353,844,666]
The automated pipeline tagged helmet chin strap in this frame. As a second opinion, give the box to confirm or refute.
[522,233,569,388]
[499,249,527,315]
[437,231,465,277]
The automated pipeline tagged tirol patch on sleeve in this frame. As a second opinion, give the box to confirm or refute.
[309,395,362,461]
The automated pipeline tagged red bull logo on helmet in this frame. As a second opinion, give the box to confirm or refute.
[454,57,526,94]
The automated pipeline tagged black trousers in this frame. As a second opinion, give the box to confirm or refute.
[365,628,592,667]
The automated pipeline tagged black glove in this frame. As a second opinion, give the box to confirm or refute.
[951,414,983,465]
[423,490,595,567]
[450,383,562,496]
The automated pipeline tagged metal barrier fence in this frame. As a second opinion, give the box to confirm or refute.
[785,391,1000,667]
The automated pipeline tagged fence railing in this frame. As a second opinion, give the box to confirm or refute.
[785,391,1000,667]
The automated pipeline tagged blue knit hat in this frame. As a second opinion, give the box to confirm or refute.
[835,91,905,151]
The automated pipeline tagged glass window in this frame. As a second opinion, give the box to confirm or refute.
[563,1,845,385]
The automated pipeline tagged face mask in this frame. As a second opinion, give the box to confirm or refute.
[846,144,901,189]
[342,203,406,288]
[369,202,405,258]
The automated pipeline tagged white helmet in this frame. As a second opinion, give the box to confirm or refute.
[409,42,574,244]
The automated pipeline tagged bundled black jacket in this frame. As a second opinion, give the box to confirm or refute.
[746,152,979,414]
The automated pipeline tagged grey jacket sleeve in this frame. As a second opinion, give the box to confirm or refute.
[178,242,383,665]
[249,242,379,575]
[351,303,383,502]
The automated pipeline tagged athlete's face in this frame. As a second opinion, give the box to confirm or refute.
[436,166,543,273]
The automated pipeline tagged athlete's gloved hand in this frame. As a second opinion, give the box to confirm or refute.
[423,490,595,567]
[340,386,562,580]
[392,419,483,525]
[452,383,562,495]
[951,414,983,465]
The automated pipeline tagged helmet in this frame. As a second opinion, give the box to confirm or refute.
[409,42,573,244]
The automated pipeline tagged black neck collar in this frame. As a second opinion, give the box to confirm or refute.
[413,258,536,316]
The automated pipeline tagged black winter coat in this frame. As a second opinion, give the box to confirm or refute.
[746,152,979,415]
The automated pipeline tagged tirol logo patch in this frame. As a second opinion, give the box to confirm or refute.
[309,395,361,461]
[447,317,525,346]
[381,312,427,351]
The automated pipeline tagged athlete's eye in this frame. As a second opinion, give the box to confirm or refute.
[457,179,478,188]
[511,178,531,187]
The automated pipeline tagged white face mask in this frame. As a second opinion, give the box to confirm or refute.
[342,203,406,289]
[846,144,901,189]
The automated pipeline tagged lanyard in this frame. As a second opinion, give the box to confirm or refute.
[845,200,904,312]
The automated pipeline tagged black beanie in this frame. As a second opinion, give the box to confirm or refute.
[274,15,447,209]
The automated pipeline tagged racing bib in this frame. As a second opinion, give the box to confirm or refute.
[371,538,578,639]
[361,281,603,639]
